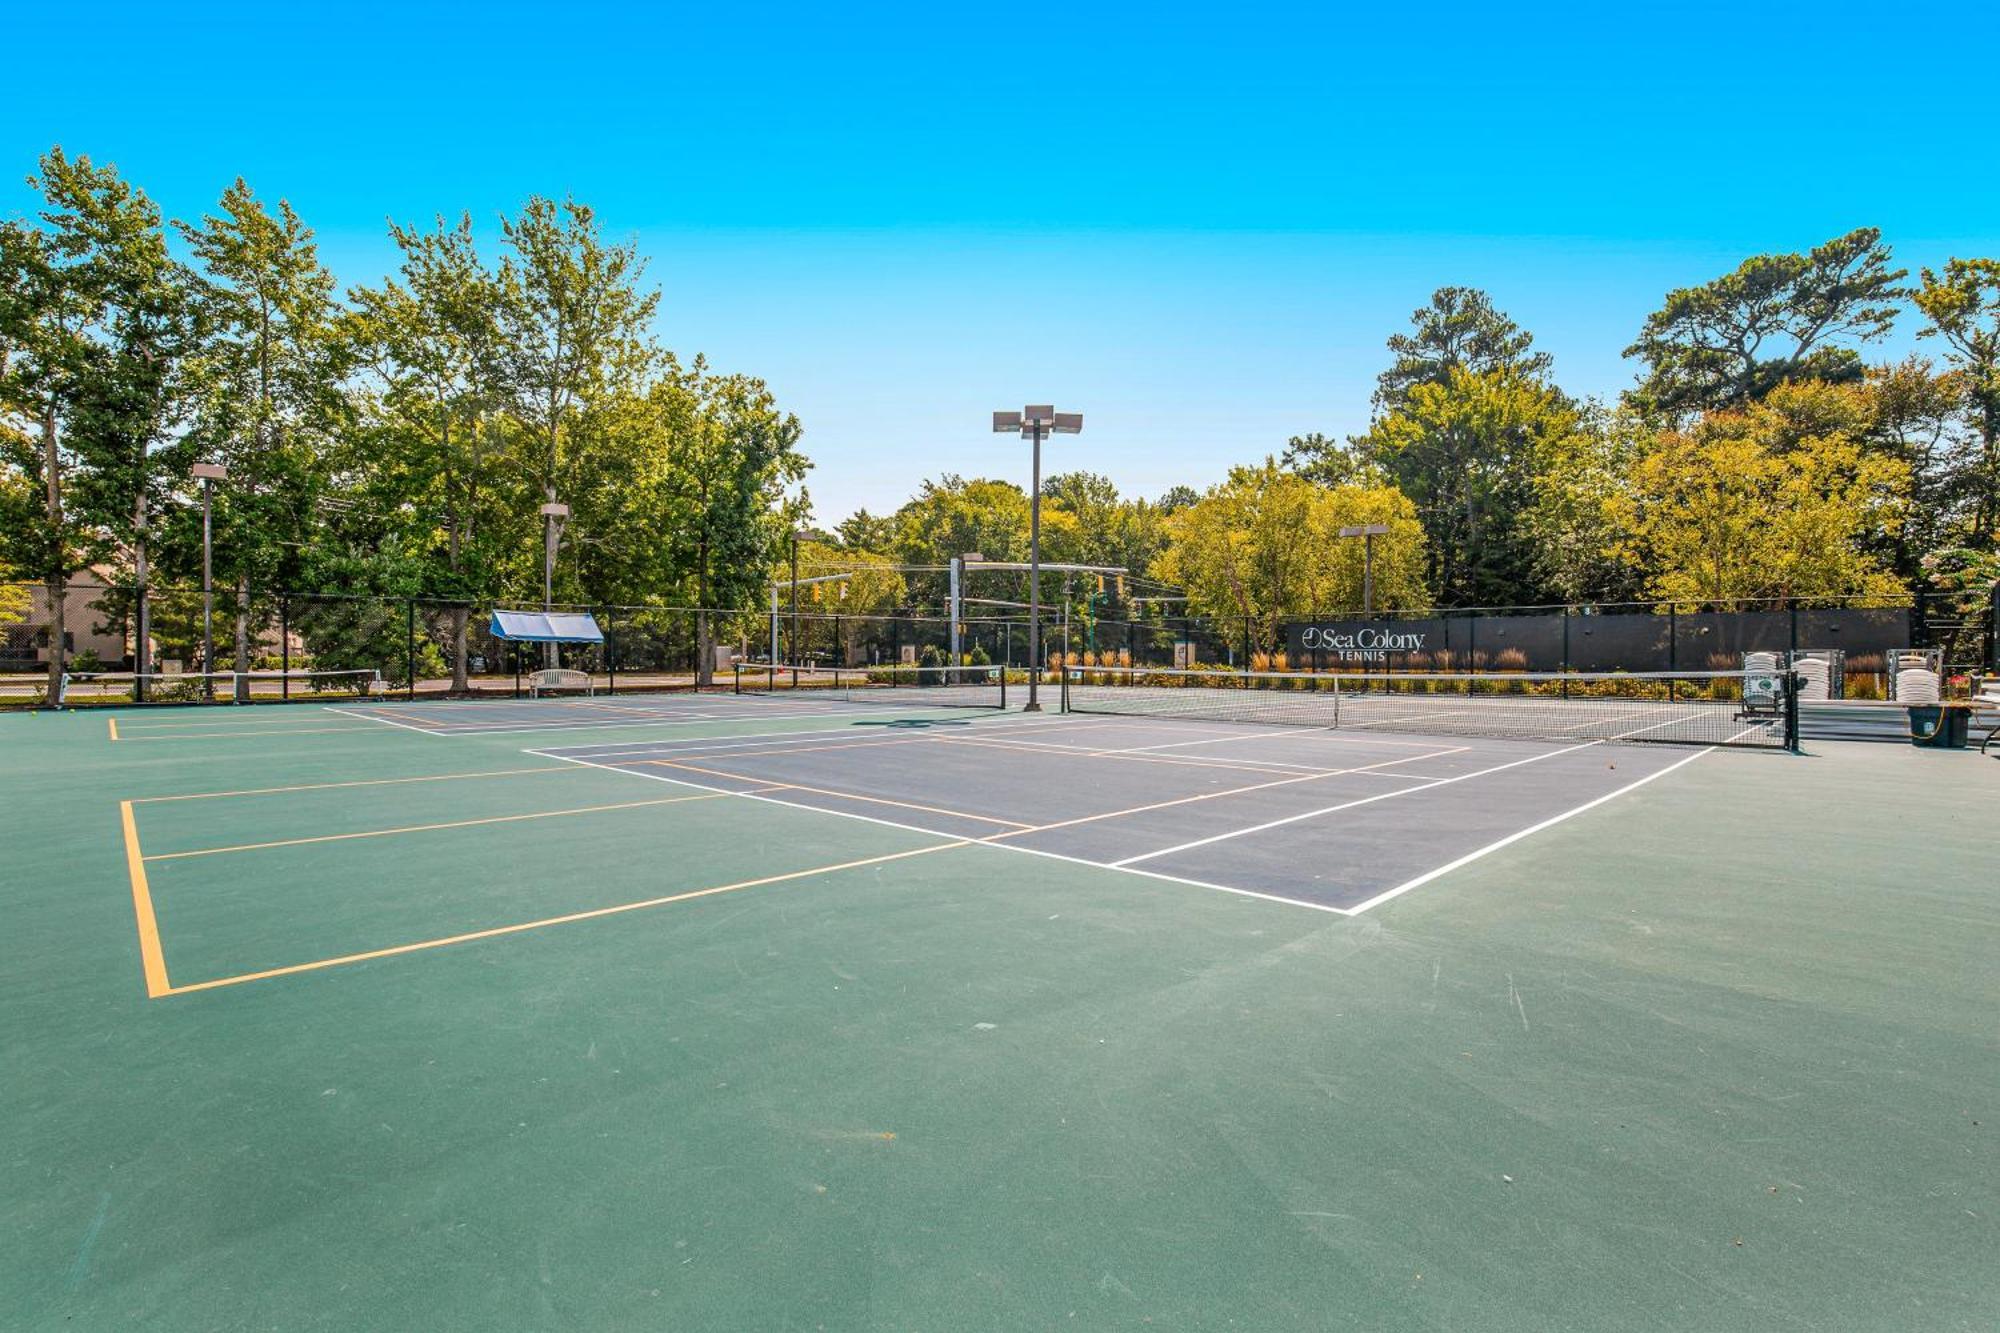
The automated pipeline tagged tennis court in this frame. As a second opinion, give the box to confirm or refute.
[5,673,1996,1328]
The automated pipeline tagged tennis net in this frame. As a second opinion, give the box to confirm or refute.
[57,669,384,706]
[1062,666,1795,749]
[733,663,1008,710]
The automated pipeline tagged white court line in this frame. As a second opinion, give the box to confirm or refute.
[328,702,986,740]
[1340,746,1718,914]
[522,745,1357,916]
[1095,726,1462,754]
[983,743,1463,841]
[1112,740,1605,867]
[325,705,448,737]
[927,730,1349,778]
[539,714,1087,762]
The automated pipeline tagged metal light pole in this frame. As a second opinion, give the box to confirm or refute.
[539,501,568,667]
[993,406,1082,710]
[1338,523,1391,614]
[192,462,228,698]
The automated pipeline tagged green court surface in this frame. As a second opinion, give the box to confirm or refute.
[2,698,1996,1330]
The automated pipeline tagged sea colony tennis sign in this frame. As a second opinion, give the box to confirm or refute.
[1287,623,1429,662]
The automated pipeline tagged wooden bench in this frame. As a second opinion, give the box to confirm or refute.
[529,668,594,698]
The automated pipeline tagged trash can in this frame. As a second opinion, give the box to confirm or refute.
[1909,705,1970,748]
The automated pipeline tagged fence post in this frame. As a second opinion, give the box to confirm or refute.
[1561,605,1570,699]
[1241,617,1251,671]
[406,599,416,700]
[605,607,616,695]
[281,597,290,700]
[1989,583,1999,671]
[1466,613,1476,694]
[1668,605,1676,701]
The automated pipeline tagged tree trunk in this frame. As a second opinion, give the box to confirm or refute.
[41,406,64,704]
[233,575,251,701]
[451,606,469,693]
[132,489,150,697]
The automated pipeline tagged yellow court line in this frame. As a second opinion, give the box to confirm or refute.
[118,725,389,741]
[981,744,1467,841]
[114,713,363,731]
[134,765,585,805]
[120,801,171,997]
[142,794,725,861]
[651,760,1033,829]
[160,840,969,996]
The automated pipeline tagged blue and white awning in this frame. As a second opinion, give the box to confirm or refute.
[488,610,604,644]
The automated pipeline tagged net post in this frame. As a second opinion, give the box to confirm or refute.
[1786,669,1802,754]
[732,661,742,695]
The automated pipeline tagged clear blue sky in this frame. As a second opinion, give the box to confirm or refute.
[8,1,1997,523]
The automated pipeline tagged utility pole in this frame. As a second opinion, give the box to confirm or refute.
[539,501,568,668]
[1338,523,1391,614]
[993,407,1083,710]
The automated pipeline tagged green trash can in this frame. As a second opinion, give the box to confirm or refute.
[1909,705,1970,748]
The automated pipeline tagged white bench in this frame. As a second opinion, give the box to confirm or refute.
[529,668,594,698]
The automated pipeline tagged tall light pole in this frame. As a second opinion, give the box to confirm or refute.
[1337,523,1391,614]
[192,462,228,699]
[539,501,568,667]
[992,407,1082,711]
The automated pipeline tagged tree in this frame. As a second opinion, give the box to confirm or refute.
[1372,287,1551,417]
[0,149,192,698]
[1154,485,1200,515]
[346,215,514,688]
[649,361,807,685]
[1356,367,1586,605]
[177,178,348,693]
[834,508,896,552]
[1609,382,1908,606]
[1625,228,1907,422]
[1520,403,1647,605]
[496,196,659,651]
[1864,358,1970,582]
[1913,257,2000,540]
[1151,460,1426,655]
[892,475,1039,567]
[1281,432,1380,487]
[794,537,906,662]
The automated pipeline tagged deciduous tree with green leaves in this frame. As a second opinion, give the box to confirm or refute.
[346,215,517,688]
[647,360,807,684]
[1356,367,1586,605]
[176,178,349,691]
[0,149,193,697]
[1609,381,1908,606]
[496,196,659,640]
[1152,460,1426,655]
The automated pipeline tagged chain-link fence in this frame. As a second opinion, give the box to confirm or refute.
[4,581,1992,708]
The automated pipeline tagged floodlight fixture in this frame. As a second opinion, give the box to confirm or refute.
[990,404,1085,709]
